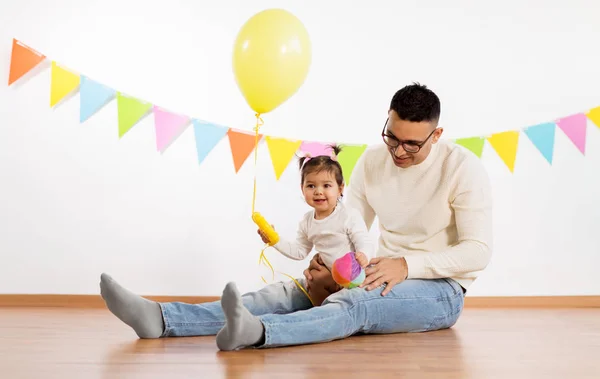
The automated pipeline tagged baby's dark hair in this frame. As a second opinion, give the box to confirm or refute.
[298,144,345,187]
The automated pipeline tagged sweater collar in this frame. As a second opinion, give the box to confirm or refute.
[395,139,440,173]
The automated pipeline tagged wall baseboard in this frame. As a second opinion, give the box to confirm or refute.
[0,295,220,308]
[0,294,599,308]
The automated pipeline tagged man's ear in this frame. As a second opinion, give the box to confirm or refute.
[433,127,444,143]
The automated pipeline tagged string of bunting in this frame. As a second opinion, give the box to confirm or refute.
[7,38,600,179]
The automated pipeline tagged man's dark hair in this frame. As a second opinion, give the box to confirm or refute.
[389,82,441,123]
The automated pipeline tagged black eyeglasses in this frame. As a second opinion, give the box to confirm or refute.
[381,118,437,153]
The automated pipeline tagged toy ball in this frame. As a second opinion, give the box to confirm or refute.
[332,252,365,289]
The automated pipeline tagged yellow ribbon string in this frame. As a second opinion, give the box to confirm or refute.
[251,113,263,214]
[251,113,314,307]
[258,247,315,307]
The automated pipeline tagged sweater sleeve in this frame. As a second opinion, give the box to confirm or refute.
[403,156,493,279]
[345,208,375,260]
[345,151,377,230]
[272,216,314,261]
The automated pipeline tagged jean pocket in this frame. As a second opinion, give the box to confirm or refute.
[442,278,463,296]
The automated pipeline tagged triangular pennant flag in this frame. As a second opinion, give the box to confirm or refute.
[487,131,520,172]
[454,137,485,158]
[266,137,303,180]
[79,76,115,122]
[586,106,600,129]
[337,144,367,184]
[50,61,80,107]
[192,120,229,165]
[153,106,190,152]
[299,141,334,157]
[227,129,263,173]
[524,122,556,164]
[557,113,587,155]
[116,92,152,138]
[8,39,45,85]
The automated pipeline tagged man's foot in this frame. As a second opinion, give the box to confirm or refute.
[99,273,164,339]
[216,282,264,351]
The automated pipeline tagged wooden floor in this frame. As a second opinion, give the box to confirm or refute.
[1,307,599,379]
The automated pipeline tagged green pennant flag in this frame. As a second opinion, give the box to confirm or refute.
[117,92,152,138]
[455,137,485,158]
[338,144,367,185]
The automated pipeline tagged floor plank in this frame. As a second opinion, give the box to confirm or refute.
[1,307,599,378]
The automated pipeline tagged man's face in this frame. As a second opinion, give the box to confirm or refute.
[382,110,443,168]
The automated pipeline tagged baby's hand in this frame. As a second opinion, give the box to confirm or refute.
[257,224,275,244]
[355,252,368,268]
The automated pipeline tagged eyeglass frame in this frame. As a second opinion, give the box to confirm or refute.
[381,117,438,153]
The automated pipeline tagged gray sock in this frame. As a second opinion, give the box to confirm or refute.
[99,273,164,339]
[216,282,265,351]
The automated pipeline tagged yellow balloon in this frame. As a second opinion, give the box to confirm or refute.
[233,9,311,114]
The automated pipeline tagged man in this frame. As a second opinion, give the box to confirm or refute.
[100,82,493,351]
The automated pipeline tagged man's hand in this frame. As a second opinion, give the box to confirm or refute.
[303,253,325,281]
[355,252,368,268]
[360,257,408,296]
[303,254,340,306]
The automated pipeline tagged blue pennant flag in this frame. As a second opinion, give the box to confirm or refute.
[524,122,556,164]
[193,119,229,165]
[79,76,116,122]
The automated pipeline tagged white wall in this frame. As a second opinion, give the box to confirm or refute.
[1,0,599,297]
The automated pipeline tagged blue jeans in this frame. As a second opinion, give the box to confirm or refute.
[158,278,464,348]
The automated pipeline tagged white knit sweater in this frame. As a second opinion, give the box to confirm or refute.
[345,139,493,290]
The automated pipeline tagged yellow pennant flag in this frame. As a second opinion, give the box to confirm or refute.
[586,106,600,129]
[50,61,80,107]
[487,131,520,173]
[265,136,303,180]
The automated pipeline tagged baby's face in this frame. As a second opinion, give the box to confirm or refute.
[301,171,342,216]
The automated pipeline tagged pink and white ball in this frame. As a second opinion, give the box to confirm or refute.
[332,252,365,289]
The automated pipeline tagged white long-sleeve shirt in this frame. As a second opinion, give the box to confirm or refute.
[272,202,374,269]
[345,139,493,290]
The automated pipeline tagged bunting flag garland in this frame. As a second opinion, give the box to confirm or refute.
[7,39,45,85]
[265,137,303,180]
[337,144,368,184]
[524,122,556,164]
[227,128,264,173]
[79,76,115,122]
[193,120,229,165]
[153,106,190,152]
[116,92,152,138]
[50,61,80,107]
[5,39,600,180]
[556,113,587,155]
[487,131,520,173]
[299,141,334,157]
[455,137,485,158]
[586,106,600,129]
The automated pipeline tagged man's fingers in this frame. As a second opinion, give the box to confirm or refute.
[366,277,387,291]
[361,271,384,288]
[303,269,312,281]
[309,259,323,271]
[381,279,398,296]
[365,264,380,276]
[316,254,324,265]
[369,257,382,265]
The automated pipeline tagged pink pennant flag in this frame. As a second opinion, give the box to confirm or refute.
[153,106,190,152]
[556,113,587,155]
[299,141,335,157]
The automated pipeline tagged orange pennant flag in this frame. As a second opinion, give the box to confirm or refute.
[227,129,263,173]
[265,137,302,180]
[8,39,46,85]
[487,131,520,173]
